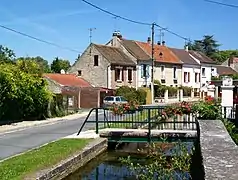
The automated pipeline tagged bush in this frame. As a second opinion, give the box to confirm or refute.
[181,86,192,97]
[0,63,52,121]
[116,86,147,105]
[168,86,177,97]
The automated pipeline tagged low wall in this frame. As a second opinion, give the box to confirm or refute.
[199,120,238,180]
[34,138,107,180]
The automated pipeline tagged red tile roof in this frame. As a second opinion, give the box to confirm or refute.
[44,74,92,87]
[135,41,182,64]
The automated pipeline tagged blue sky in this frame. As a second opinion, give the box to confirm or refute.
[0,0,237,64]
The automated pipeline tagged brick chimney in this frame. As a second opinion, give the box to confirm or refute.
[228,56,234,68]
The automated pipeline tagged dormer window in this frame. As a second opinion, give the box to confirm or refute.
[159,52,163,56]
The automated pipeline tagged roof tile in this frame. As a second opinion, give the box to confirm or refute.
[169,48,199,65]
[136,41,182,64]
[93,44,135,66]
[215,66,238,76]
[44,74,92,87]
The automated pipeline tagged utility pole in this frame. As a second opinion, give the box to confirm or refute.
[151,23,155,104]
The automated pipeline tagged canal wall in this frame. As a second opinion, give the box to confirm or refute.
[199,120,238,180]
[34,138,108,180]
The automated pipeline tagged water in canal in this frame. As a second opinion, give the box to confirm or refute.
[63,142,196,180]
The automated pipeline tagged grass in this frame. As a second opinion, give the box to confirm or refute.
[0,138,92,180]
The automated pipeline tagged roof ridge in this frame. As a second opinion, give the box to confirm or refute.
[134,41,152,58]
[93,43,120,49]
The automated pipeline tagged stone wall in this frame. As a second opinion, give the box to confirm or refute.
[199,120,238,180]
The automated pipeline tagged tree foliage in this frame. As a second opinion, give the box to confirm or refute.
[187,35,220,60]
[116,86,147,105]
[0,45,15,63]
[16,56,51,73]
[0,63,52,121]
[51,57,71,73]
[0,46,52,121]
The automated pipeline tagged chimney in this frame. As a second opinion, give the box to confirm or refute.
[185,45,189,52]
[112,31,122,47]
[162,41,165,46]
[147,37,151,44]
[228,55,234,67]
[157,41,161,45]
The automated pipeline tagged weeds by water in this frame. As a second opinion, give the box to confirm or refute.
[120,142,194,180]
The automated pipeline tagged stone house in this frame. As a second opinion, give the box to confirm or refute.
[68,43,136,89]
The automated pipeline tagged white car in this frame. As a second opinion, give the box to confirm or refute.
[103,96,128,108]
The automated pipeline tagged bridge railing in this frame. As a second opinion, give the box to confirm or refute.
[77,106,198,136]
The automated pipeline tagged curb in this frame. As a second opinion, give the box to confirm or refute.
[33,138,108,180]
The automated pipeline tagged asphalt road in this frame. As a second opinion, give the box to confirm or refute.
[0,110,107,160]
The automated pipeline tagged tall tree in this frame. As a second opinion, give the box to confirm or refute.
[187,35,220,60]
[50,57,71,73]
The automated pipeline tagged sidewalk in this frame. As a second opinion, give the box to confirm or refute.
[0,110,92,134]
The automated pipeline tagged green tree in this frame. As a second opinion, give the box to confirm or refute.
[187,35,220,60]
[0,45,15,63]
[0,63,52,121]
[50,57,71,73]
[16,56,51,73]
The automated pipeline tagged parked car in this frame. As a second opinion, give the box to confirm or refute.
[103,96,128,108]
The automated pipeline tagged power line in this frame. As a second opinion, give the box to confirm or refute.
[82,0,151,26]
[82,0,190,41]
[203,0,238,8]
[0,24,82,54]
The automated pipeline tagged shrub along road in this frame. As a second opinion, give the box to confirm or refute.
[0,110,106,160]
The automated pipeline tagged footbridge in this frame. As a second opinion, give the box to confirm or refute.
[77,106,199,143]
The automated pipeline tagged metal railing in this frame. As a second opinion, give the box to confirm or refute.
[77,106,199,138]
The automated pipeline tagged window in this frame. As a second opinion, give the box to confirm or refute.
[143,65,147,77]
[184,72,190,83]
[173,67,177,79]
[161,66,165,79]
[78,70,82,76]
[116,97,120,102]
[128,69,132,81]
[94,55,99,66]
[115,68,122,81]
[202,68,205,76]
[195,73,200,83]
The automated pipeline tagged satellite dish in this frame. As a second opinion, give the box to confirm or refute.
[60,69,65,74]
